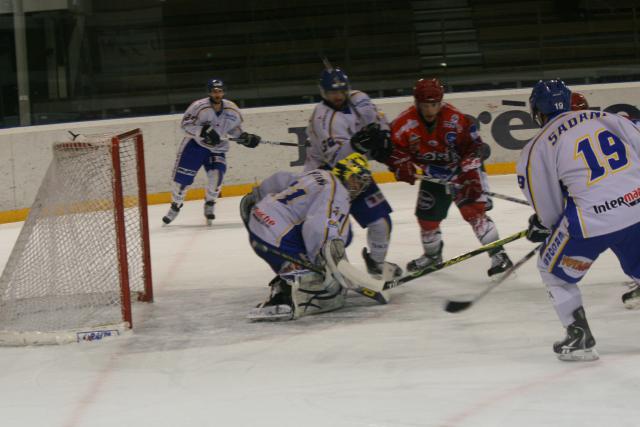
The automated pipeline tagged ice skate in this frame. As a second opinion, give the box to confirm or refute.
[247,277,294,321]
[622,284,640,309]
[407,242,443,273]
[553,307,599,362]
[362,248,402,279]
[487,249,513,277]
[204,200,216,226]
[162,202,182,225]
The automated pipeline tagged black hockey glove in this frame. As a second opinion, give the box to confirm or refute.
[526,214,551,243]
[369,129,393,163]
[237,132,261,148]
[200,125,221,147]
[349,123,379,154]
[350,123,393,162]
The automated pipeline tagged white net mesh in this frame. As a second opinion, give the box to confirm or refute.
[0,130,152,345]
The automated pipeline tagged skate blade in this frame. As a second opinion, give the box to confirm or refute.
[557,348,599,362]
[206,219,213,226]
[247,305,293,321]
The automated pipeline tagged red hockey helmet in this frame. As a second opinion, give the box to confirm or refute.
[413,78,444,103]
[571,92,589,110]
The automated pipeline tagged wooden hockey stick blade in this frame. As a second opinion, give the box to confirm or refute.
[444,244,541,313]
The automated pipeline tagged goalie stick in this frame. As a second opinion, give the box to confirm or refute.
[250,240,389,304]
[443,244,541,313]
[418,175,530,207]
[375,229,528,291]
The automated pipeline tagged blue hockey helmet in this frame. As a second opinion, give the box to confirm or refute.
[529,79,571,127]
[319,67,350,98]
[206,78,225,92]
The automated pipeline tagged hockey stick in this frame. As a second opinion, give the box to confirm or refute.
[418,175,530,206]
[229,137,307,148]
[443,243,541,313]
[382,229,528,290]
[250,239,388,304]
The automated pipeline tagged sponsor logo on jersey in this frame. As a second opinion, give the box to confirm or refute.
[592,186,640,214]
[427,139,439,147]
[76,329,119,343]
[450,114,459,123]
[365,191,385,208]
[417,151,453,163]
[443,121,457,129]
[252,207,277,226]
[408,133,421,143]
[559,256,593,279]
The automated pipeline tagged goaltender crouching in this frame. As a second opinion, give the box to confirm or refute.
[240,153,373,321]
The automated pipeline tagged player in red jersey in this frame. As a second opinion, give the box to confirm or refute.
[387,78,513,276]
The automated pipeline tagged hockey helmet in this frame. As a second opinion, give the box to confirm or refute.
[206,78,225,92]
[331,153,372,199]
[529,79,571,127]
[319,67,350,97]
[413,78,444,103]
[571,91,589,111]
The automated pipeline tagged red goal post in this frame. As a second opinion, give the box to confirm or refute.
[0,129,153,345]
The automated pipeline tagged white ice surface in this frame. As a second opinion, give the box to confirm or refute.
[0,175,638,427]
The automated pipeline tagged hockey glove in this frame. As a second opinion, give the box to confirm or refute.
[349,123,392,162]
[369,130,393,163]
[387,148,416,185]
[526,214,551,243]
[200,125,221,147]
[349,124,376,154]
[452,169,482,205]
[238,132,261,148]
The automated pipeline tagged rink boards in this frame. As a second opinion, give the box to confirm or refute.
[0,81,639,222]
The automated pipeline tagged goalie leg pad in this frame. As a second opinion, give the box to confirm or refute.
[287,271,347,319]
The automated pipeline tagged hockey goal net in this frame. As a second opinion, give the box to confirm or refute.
[0,129,153,345]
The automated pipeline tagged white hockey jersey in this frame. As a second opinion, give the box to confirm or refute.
[305,90,389,170]
[517,110,640,238]
[248,170,352,264]
[180,98,243,153]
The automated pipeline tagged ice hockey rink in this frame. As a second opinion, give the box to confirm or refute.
[0,175,638,427]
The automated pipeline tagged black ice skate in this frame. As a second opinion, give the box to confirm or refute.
[487,249,513,277]
[247,277,294,321]
[204,200,216,225]
[553,306,599,362]
[622,285,640,309]
[162,202,183,225]
[362,248,402,279]
[407,242,443,273]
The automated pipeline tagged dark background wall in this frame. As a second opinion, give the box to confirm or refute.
[0,0,638,127]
